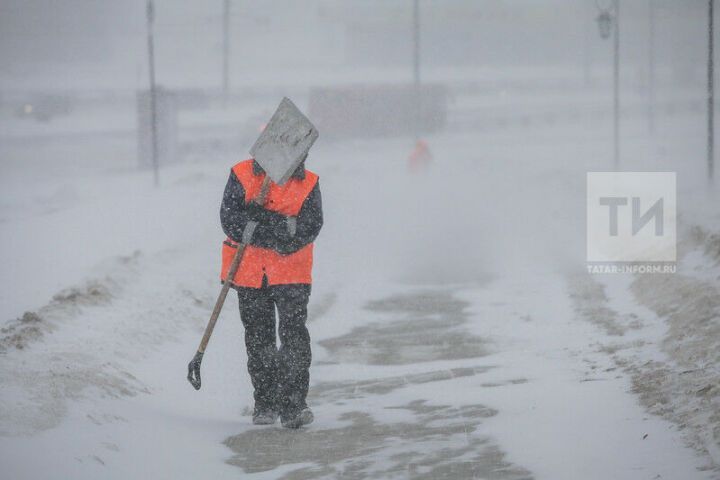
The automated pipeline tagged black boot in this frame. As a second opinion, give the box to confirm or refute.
[281,406,314,429]
[253,405,279,425]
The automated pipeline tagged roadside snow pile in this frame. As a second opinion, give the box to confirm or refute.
[629,226,720,468]
[570,225,720,475]
[0,252,147,436]
[567,273,642,337]
[1,279,115,352]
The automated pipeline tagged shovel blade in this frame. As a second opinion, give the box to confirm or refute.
[249,97,319,185]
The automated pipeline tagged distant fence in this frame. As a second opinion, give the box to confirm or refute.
[308,84,447,139]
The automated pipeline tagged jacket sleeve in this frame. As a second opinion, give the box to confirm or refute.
[272,181,324,255]
[219,170,279,249]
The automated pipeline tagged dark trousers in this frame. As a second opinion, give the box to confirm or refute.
[237,281,311,415]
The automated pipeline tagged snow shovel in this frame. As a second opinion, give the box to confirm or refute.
[188,97,319,390]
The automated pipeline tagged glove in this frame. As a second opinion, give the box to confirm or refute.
[246,203,287,229]
[245,203,267,222]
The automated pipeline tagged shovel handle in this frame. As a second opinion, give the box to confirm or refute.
[196,176,271,354]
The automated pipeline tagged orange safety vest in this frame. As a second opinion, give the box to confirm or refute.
[220,159,318,288]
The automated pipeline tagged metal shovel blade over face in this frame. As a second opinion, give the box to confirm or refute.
[250,97,319,185]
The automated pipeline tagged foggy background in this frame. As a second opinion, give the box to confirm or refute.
[1,1,719,479]
[1,0,715,290]
[0,0,711,89]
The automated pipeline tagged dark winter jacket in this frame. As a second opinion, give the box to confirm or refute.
[220,161,323,255]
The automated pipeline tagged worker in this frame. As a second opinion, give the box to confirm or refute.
[219,155,323,428]
[407,138,432,172]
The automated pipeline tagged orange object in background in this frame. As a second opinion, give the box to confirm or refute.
[407,139,433,172]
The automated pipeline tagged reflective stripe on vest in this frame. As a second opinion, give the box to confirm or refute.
[220,159,318,288]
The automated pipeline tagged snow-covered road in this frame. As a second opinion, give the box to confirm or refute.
[1,103,718,478]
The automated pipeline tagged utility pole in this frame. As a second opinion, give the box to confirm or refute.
[146,0,159,187]
[583,5,592,87]
[709,0,715,181]
[412,0,421,140]
[613,0,620,170]
[413,0,420,86]
[648,0,655,134]
[222,0,230,104]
